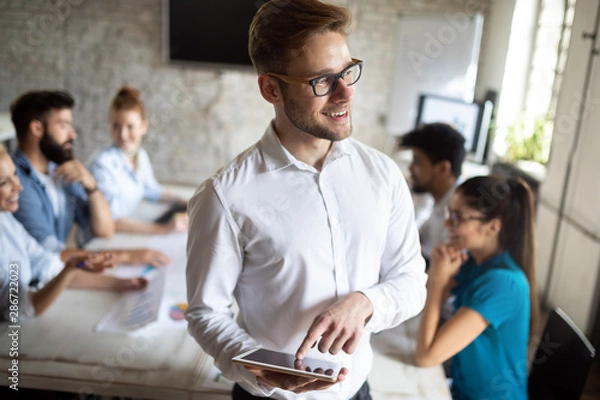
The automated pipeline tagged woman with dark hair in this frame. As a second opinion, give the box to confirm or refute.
[415,175,539,400]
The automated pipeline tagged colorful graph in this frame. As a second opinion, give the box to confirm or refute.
[169,302,188,321]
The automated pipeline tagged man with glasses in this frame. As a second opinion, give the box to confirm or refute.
[185,1,427,399]
[399,123,467,266]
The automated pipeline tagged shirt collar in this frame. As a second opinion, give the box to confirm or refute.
[258,123,295,172]
[327,137,356,162]
[13,149,57,176]
[258,121,356,173]
[12,149,33,175]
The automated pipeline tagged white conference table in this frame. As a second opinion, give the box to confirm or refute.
[0,187,450,400]
[369,317,451,400]
[0,193,232,399]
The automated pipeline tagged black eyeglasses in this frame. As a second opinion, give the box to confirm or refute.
[266,58,363,97]
[444,206,487,227]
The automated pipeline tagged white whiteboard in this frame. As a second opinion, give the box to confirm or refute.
[386,13,484,136]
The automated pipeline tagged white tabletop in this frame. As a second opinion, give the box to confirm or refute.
[369,316,452,399]
[0,188,451,399]
[0,230,231,399]
[0,194,231,399]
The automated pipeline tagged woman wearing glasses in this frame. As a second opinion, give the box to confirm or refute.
[415,175,539,400]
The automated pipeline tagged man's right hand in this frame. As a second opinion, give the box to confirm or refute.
[296,292,373,360]
[243,365,348,394]
[53,160,97,192]
[67,252,115,273]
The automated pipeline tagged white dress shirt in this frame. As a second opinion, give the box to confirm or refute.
[88,146,163,220]
[419,181,460,259]
[0,212,64,321]
[185,123,427,399]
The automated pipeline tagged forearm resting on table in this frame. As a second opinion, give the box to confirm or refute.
[31,264,77,315]
[61,248,141,265]
[87,189,115,237]
[62,247,170,269]
[68,271,125,290]
[115,217,170,234]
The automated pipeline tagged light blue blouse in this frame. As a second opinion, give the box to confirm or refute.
[0,212,63,321]
[88,146,163,220]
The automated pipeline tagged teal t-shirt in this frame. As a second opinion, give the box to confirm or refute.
[451,251,530,400]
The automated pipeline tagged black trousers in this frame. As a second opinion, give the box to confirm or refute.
[232,381,371,400]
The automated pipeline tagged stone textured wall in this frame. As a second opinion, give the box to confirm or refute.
[0,0,491,185]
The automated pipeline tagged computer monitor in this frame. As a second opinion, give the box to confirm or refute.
[415,94,492,164]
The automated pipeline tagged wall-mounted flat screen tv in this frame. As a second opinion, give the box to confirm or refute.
[164,0,259,69]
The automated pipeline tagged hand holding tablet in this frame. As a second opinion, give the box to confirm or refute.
[232,348,343,382]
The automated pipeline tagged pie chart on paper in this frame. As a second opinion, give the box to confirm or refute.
[169,302,188,321]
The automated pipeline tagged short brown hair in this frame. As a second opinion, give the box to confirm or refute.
[110,86,146,120]
[248,0,351,74]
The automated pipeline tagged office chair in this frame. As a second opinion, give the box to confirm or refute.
[528,308,596,400]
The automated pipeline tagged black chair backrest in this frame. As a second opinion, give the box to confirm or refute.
[528,308,596,400]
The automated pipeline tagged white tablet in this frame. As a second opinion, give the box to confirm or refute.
[232,348,342,382]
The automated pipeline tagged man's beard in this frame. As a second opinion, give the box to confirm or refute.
[412,185,427,194]
[39,124,74,164]
[281,88,352,142]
